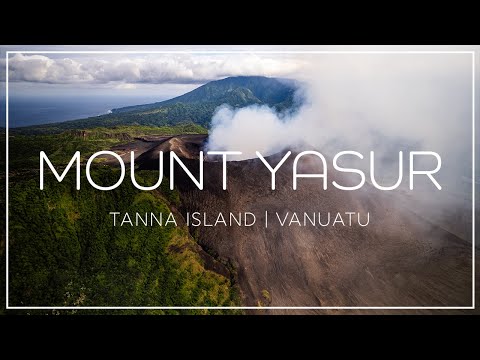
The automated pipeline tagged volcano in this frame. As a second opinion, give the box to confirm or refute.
[130,134,472,313]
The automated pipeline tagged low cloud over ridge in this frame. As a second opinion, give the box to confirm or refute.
[1,53,301,85]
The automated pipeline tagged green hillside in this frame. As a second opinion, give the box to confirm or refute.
[1,126,240,313]
[113,76,298,113]
[15,76,299,134]
[0,76,301,311]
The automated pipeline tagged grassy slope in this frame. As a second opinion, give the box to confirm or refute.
[0,125,241,314]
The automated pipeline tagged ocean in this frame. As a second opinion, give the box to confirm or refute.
[0,95,164,128]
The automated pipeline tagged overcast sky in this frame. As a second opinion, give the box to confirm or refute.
[0,48,304,98]
[1,45,478,98]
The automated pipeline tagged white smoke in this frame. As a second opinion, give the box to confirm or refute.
[206,54,474,223]
[207,105,295,159]
[206,54,472,171]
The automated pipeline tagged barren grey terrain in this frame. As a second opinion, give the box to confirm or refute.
[113,134,473,313]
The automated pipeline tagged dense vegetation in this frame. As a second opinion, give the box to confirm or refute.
[0,125,241,313]
[15,76,300,134]
[7,171,239,313]
[114,76,299,113]
[0,77,299,312]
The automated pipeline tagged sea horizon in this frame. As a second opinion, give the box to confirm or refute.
[0,94,169,128]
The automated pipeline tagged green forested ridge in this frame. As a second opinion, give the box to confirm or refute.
[15,76,299,134]
[1,125,241,313]
[113,76,298,113]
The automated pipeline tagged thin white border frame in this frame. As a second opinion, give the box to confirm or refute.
[4,49,476,311]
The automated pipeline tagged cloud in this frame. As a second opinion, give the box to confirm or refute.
[1,54,93,83]
[1,53,301,85]
[115,83,137,90]
[206,53,473,199]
